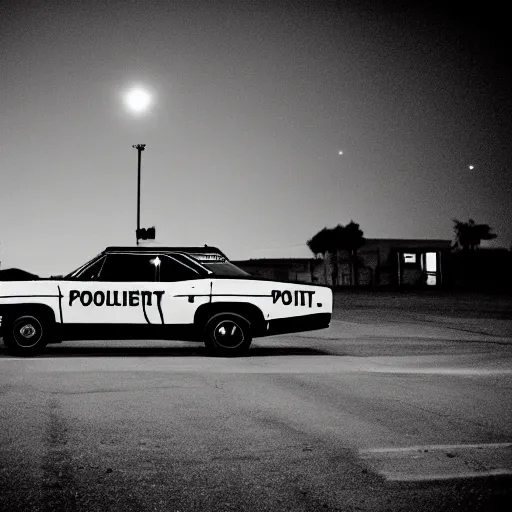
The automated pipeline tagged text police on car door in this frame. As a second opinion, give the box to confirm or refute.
[69,290,165,307]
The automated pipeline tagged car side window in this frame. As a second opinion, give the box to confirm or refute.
[160,255,201,282]
[98,254,158,282]
[78,257,106,280]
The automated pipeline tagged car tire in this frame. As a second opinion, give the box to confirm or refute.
[3,313,51,356]
[203,313,252,356]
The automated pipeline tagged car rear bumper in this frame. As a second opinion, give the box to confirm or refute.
[266,313,331,336]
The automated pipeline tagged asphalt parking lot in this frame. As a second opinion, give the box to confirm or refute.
[1,291,511,511]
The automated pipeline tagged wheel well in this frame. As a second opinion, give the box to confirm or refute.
[1,304,56,325]
[194,302,266,335]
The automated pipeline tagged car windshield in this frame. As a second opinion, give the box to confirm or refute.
[65,254,102,279]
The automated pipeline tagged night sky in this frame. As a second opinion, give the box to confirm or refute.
[1,0,511,276]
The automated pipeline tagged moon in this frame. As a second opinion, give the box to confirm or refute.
[124,87,152,114]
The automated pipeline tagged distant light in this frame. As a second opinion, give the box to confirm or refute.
[338,150,343,155]
[124,87,152,114]
[469,165,474,170]
[150,256,161,267]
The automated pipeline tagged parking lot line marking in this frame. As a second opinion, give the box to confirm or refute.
[360,442,512,454]
[0,357,60,361]
[384,469,512,482]
[360,442,512,482]
[365,367,512,375]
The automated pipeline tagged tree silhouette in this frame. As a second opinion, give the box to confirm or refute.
[306,227,330,258]
[341,221,365,286]
[453,219,497,252]
[307,221,365,286]
[329,225,345,286]
[307,227,332,284]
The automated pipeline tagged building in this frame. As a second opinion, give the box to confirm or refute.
[353,238,452,287]
[447,247,512,290]
[234,238,452,287]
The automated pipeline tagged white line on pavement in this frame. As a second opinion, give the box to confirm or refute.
[385,469,512,482]
[365,367,512,375]
[1,356,512,377]
[360,442,512,482]
[360,442,512,454]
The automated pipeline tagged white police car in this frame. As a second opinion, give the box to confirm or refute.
[0,246,332,356]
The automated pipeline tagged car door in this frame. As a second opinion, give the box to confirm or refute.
[59,253,164,325]
[156,254,212,325]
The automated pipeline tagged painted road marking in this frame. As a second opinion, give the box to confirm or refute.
[361,443,512,453]
[371,470,511,482]
[1,354,512,376]
[365,367,512,375]
[360,443,512,482]
[0,358,58,361]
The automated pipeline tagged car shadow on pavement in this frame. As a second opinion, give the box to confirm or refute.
[0,344,331,358]
[248,346,330,356]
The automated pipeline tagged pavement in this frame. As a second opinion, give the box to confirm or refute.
[0,291,511,511]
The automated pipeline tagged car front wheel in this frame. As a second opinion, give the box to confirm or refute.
[203,313,252,356]
[3,314,51,356]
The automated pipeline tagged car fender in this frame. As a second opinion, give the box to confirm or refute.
[0,281,62,325]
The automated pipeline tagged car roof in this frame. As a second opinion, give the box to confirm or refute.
[103,246,229,259]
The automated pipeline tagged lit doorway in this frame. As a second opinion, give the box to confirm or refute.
[422,252,437,285]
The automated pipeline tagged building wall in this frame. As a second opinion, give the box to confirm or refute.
[235,260,313,284]
[234,238,453,288]
[446,249,512,290]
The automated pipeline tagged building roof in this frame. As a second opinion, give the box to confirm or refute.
[365,238,451,245]
[362,238,452,250]
[233,258,313,265]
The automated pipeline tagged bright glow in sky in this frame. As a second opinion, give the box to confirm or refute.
[0,0,511,276]
[124,87,152,114]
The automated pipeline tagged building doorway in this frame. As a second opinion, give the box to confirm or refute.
[422,252,437,286]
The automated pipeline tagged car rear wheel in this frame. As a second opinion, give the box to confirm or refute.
[3,314,51,356]
[203,313,252,356]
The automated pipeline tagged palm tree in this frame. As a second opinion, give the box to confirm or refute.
[453,219,497,252]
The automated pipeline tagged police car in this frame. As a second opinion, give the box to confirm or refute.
[0,246,332,356]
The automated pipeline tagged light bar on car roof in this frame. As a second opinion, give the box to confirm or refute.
[189,253,226,262]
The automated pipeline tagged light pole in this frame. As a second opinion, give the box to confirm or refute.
[132,144,146,245]
[124,85,153,244]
